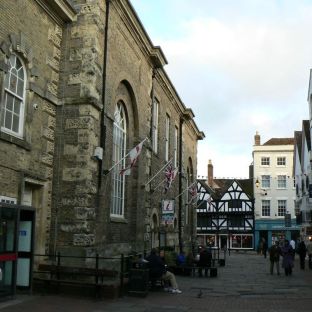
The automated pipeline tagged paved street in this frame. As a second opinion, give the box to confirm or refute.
[1,251,312,312]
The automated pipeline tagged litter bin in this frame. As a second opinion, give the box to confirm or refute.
[219,259,225,266]
[128,262,149,297]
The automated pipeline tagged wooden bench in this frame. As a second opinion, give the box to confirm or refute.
[33,263,119,298]
[170,265,218,277]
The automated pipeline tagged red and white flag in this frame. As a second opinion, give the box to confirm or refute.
[189,183,197,202]
[164,163,178,193]
[119,140,145,176]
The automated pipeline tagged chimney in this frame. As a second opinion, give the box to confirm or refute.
[254,131,260,146]
[208,159,213,187]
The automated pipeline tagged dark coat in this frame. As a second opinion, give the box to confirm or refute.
[297,241,307,257]
[199,249,212,267]
[146,253,166,278]
[281,244,294,269]
[269,244,281,261]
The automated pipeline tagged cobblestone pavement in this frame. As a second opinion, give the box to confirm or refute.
[1,251,312,311]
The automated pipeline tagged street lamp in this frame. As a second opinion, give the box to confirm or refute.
[255,179,260,188]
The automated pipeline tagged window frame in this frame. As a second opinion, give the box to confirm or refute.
[1,54,26,138]
[277,156,286,166]
[111,102,127,218]
[174,126,178,168]
[277,199,286,217]
[0,196,17,204]
[261,157,270,166]
[277,175,287,189]
[261,175,271,189]
[152,98,159,153]
[165,114,170,162]
[261,199,270,217]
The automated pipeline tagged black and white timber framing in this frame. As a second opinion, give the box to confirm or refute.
[196,179,255,250]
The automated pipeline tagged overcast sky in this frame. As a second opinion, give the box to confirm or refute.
[131,0,311,179]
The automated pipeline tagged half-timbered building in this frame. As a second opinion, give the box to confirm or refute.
[196,178,255,250]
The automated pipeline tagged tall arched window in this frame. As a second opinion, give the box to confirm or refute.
[111,102,127,217]
[1,54,26,137]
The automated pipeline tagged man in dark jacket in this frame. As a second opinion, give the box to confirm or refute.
[146,248,182,294]
[297,240,307,270]
[269,241,281,275]
[198,247,212,277]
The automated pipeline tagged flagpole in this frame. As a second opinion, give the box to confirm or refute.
[151,178,166,193]
[104,137,148,175]
[144,158,172,186]
[174,181,196,199]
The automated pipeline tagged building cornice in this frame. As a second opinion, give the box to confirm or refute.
[35,0,77,24]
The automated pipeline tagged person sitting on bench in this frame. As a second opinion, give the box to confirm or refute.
[198,247,212,277]
[146,248,182,294]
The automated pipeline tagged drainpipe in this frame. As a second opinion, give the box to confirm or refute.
[178,117,183,253]
[98,0,110,191]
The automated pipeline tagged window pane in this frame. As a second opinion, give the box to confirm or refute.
[9,73,17,92]
[16,58,22,71]
[12,115,19,133]
[17,78,24,97]
[14,99,21,114]
[6,94,14,111]
[4,111,12,129]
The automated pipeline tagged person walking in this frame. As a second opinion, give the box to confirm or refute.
[281,240,294,276]
[268,241,281,275]
[290,239,296,259]
[261,238,268,258]
[297,240,307,270]
[307,239,312,270]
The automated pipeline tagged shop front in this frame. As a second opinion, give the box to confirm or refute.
[0,203,35,299]
[197,233,254,250]
[255,219,300,250]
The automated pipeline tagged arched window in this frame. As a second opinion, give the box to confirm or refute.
[111,102,127,217]
[1,54,26,137]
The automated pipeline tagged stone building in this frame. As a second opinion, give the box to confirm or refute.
[0,0,204,285]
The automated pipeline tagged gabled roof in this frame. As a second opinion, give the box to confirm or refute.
[263,138,294,145]
[303,120,311,151]
[197,178,254,200]
[197,179,216,198]
[294,130,302,162]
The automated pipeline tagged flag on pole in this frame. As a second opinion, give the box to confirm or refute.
[164,163,178,192]
[119,140,145,176]
[189,183,197,202]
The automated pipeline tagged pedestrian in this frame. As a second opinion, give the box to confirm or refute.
[198,247,212,277]
[281,240,294,276]
[146,248,182,294]
[307,239,312,270]
[261,238,268,258]
[290,239,296,259]
[296,240,307,270]
[268,241,281,275]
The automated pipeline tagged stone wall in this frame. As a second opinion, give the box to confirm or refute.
[0,0,71,254]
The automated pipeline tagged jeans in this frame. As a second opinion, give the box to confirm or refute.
[270,260,280,274]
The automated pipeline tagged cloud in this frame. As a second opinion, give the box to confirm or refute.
[131,0,311,178]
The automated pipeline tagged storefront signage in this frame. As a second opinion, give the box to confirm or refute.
[0,253,17,261]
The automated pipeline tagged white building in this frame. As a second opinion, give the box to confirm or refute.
[252,132,299,249]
